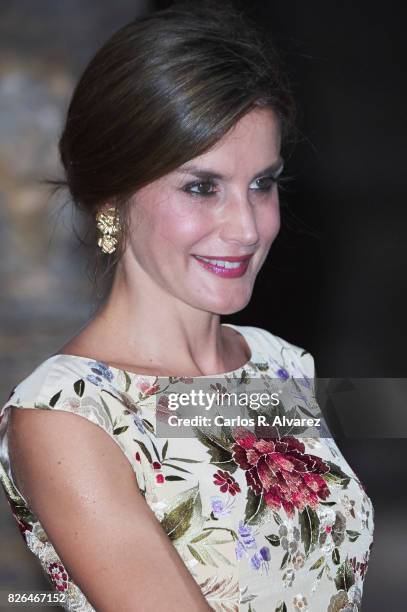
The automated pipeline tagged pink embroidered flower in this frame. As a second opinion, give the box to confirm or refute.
[231,427,330,517]
[135,377,160,397]
[155,473,165,485]
[8,499,33,544]
[213,470,241,496]
[151,460,165,484]
[350,551,370,579]
[156,394,173,422]
[47,561,69,592]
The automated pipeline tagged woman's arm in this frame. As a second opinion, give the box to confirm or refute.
[8,408,212,612]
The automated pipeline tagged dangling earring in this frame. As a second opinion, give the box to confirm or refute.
[95,206,121,254]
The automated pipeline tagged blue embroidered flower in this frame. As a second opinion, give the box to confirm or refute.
[235,521,258,560]
[235,540,246,560]
[133,414,146,434]
[238,521,257,548]
[276,367,290,380]
[210,497,232,518]
[250,546,271,574]
[250,547,271,573]
[86,361,114,386]
[250,552,262,570]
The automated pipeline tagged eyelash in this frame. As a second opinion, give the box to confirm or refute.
[182,174,288,198]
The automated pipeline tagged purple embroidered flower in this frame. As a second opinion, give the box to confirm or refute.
[235,521,270,570]
[290,360,311,389]
[250,552,262,570]
[250,547,271,573]
[276,367,290,380]
[133,414,146,434]
[238,521,257,549]
[210,497,232,518]
[235,540,246,560]
[86,361,114,386]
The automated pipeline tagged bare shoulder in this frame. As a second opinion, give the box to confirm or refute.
[8,407,211,612]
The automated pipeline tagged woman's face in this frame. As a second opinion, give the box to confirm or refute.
[123,107,282,315]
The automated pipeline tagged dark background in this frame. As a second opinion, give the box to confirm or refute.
[1,0,406,609]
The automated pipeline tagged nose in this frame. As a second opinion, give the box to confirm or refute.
[219,193,260,247]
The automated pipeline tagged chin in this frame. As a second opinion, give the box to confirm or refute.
[198,287,254,316]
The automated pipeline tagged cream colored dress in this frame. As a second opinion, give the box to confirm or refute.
[0,324,374,611]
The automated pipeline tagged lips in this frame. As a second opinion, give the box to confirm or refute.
[192,253,253,278]
[195,254,253,261]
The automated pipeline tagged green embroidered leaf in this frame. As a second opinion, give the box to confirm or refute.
[255,362,270,371]
[167,457,203,463]
[161,462,191,474]
[239,369,250,384]
[346,529,361,542]
[113,425,129,435]
[187,544,206,565]
[190,530,213,544]
[320,501,336,506]
[296,404,318,420]
[275,602,287,612]
[165,475,186,481]
[210,546,233,566]
[73,379,85,397]
[317,565,325,579]
[332,547,340,565]
[193,428,237,473]
[325,461,351,488]
[244,489,267,525]
[142,418,155,434]
[299,506,319,556]
[265,534,280,547]
[161,486,201,541]
[309,556,325,570]
[273,511,283,525]
[49,390,62,407]
[280,551,290,570]
[334,560,356,591]
[133,439,153,464]
[123,370,131,393]
[162,439,168,460]
[99,396,115,428]
[17,505,37,524]
[150,438,161,462]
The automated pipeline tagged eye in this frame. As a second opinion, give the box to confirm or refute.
[182,180,218,197]
[249,175,279,192]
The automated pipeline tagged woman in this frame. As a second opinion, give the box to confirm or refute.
[0,2,374,611]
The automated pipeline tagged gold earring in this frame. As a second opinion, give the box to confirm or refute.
[95,206,121,254]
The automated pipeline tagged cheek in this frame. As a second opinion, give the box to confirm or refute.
[258,196,281,243]
[154,201,214,249]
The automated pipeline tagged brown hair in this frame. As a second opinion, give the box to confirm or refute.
[45,0,297,304]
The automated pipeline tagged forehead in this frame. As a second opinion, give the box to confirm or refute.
[181,108,281,172]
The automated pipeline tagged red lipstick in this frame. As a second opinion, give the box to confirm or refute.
[192,254,253,278]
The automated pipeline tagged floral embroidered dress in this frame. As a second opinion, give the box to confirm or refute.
[0,324,374,612]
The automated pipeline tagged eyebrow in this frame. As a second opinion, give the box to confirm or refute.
[175,157,285,182]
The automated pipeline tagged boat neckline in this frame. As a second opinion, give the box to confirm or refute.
[45,323,257,379]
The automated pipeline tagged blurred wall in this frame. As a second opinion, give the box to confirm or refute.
[0,0,151,605]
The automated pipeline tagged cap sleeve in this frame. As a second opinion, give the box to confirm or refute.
[0,357,147,500]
